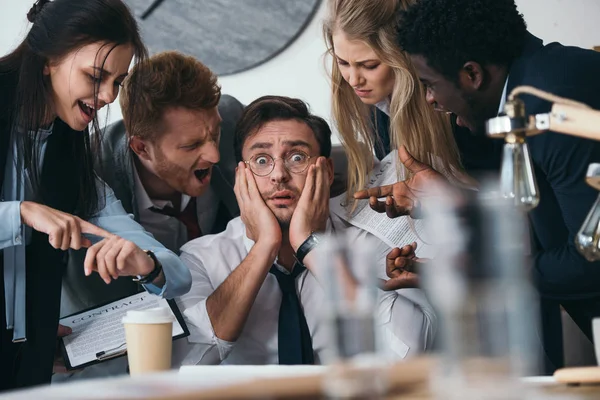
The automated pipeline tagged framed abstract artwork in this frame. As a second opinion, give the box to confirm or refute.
[125,0,322,76]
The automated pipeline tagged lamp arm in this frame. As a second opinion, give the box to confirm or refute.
[507,85,600,142]
[508,85,591,109]
[547,103,600,142]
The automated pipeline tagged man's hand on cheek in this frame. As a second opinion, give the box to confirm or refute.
[234,162,282,252]
[289,157,330,252]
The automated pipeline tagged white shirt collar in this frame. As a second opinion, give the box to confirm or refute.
[133,162,191,212]
[375,98,391,116]
[498,75,510,115]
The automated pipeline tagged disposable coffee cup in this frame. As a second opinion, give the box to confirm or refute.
[122,307,174,375]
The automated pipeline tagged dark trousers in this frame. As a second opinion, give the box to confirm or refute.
[0,235,65,391]
[539,299,564,374]
[562,296,600,344]
[540,296,600,374]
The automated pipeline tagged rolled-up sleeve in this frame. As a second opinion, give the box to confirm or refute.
[0,201,24,249]
[372,239,437,359]
[88,182,192,298]
[376,288,436,360]
[176,251,235,364]
[335,217,437,360]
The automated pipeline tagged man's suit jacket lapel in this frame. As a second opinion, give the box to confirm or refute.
[98,120,139,219]
[209,165,238,226]
[123,151,140,220]
[212,96,242,221]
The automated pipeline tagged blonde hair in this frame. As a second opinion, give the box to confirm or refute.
[323,0,468,207]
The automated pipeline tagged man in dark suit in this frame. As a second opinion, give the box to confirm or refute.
[54,51,242,380]
[390,0,600,373]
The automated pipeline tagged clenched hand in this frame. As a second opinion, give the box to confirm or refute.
[380,242,429,291]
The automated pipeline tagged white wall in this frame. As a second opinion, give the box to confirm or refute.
[0,0,31,54]
[219,2,332,132]
[516,0,600,49]
[1,0,599,145]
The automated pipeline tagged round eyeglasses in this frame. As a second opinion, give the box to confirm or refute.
[244,150,312,177]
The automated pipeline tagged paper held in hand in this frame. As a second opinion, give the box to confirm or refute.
[330,150,436,258]
[59,292,188,370]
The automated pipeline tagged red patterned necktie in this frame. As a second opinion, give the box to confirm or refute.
[149,197,202,240]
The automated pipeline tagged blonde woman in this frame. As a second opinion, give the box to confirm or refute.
[324,0,471,218]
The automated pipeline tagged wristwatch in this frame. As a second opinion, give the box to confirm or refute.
[295,233,322,266]
[132,250,163,284]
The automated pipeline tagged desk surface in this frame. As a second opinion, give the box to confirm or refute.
[2,359,600,400]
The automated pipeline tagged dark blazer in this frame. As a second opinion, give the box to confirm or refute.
[507,34,600,300]
[60,95,244,316]
[456,32,600,371]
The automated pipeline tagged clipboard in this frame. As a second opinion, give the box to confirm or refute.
[59,292,189,371]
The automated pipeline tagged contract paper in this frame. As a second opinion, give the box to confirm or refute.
[330,150,436,259]
[59,292,186,369]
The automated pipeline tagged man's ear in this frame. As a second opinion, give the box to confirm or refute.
[129,136,152,161]
[459,61,485,91]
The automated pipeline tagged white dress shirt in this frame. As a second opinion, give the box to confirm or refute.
[498,76,509,115]
[174,204,436,366]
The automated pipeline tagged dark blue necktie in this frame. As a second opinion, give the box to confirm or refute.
[269,263,314,365]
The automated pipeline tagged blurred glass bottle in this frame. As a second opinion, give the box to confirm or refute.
[316,232,387,399]
[422,180,540,399]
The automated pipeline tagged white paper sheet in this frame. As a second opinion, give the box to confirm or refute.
[330,150,436,258]
[59,292,184,369]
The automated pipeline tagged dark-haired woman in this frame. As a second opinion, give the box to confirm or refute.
[0,0,191,389]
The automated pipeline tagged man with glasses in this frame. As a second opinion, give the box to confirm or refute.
[173,95,436,365]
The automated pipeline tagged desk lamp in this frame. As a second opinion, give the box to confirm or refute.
[485,86,600,260]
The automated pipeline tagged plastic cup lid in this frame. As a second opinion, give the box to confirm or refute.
[122,307,174,324]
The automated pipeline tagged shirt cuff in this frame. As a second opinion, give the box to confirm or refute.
[142,281,165,296]
[141,252,167,297]
[8,201,23,246]
[183,298,235,363]
[143,249,191,299]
